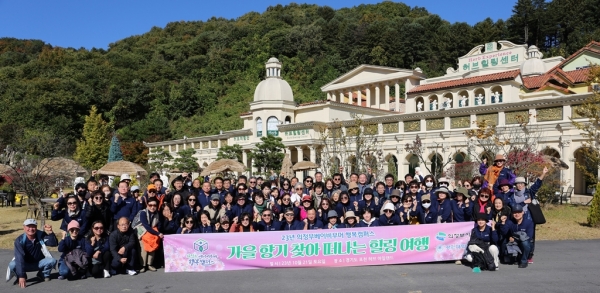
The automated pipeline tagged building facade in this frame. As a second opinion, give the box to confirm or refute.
[145,41,600,195]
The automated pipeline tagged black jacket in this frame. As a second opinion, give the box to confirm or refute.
[108,228,136,261]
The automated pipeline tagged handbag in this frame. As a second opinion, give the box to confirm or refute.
[528,199,546,225]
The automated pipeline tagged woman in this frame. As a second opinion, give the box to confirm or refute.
[379,202,401,226]
[52,195,88,236]
[191,179,202,195]
[472,188,493,221]
[394,180,406,193]
[229,212,255,232]
[281,207,304,230]
[347,182,362,202]
[280,179,292,197]
[176,215,200,234]
[277,193,297,221]
[291,183,304,204]
[58,221,88,280]
[170,193,184,220]
[86,190,114,233]
[253,192,270,220]
[436,187,452,223]
[312,182,325,208]
[470,176,483,200]
[416,194,437,224]
[335,191,353,222]
[85,220,111,278]
[100,185,113,201]
[451,187,472,222]
[358,188,380,218]
[180,194,201,219]
[482,154,515,195]
[357,208,379,227]
[422,175,437,196]
[159,204,179,235]
[138,197,162,272]
[339,211,358,228]
[198,211,216,233]
[223,192,234,215]
[318,198,334,224]
[464,213,499,271]
[216,215,231,233]
[374,182,386,200]
[330,190,341,206]
[325,210,340,229]
[324,179,335,198]
[298,195,314,221]
[204,194,226,225]
[491,197,511,224]
[398,194,417,225]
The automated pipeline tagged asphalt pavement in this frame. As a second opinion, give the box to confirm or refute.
[1,240,599,293]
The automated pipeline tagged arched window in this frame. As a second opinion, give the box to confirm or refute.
[408,154,420,175]
[285,116,291,124]
[256,118,263,137]
[267,116,279,136]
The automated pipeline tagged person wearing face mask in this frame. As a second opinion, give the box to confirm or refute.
[416,194,437,224]
[469,176,483,200]
[421,175,437,204]
[52,195,89,236]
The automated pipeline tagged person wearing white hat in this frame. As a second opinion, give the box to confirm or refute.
[120,174,131,183]
[378,202,401,226]
[7,219,58,288]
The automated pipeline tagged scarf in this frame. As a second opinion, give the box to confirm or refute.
[484,165,503,188]
[254,201,268,215]
[478,199,488,214]
[68,208,80,218]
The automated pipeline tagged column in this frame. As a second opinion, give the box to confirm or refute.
[347,89,353,105]
[338,91,343,103]
[366,87,371,108]
[309,146,316,163]
[356,88,362,106]
[327,92,332,101]
[296,146,304,162]
[375,84,380,109]
[242,151,248,172]
[395,82,400,112]
[498,112,506,126]
[385,83,390,110]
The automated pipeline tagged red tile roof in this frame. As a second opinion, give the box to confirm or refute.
[408,70,520,94]
[564,67,591,83]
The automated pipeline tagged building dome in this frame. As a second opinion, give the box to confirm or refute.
[520,45,546,77]
[253,57,294,102]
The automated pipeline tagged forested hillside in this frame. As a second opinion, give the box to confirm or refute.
[0,0,598,164]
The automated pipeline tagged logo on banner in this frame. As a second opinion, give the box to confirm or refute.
[193,239,209,252]
[435,232,447,241]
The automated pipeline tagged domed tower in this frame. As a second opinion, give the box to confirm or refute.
[520,45,546,77]
[250,58,296,137]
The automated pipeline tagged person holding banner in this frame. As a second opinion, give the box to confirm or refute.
[379,202,401,226]
[398,194,417,225]
[176,215,200,234]
[230,212,255,232]
[357,208,379,227]
[255,209,281,231]
[198,211,216,233]
[358,188,380,218]
[339,211,359,228]
[281,207,305,230]
[303,208,323,230]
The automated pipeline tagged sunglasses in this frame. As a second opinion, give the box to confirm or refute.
[480,195,490,198]
[93,226,104,230]
[321,203,329,206]
[237,198,246,201]
[67,202,77,205]
[283,198,290,201]
[410,186,419,189]
[305,180,312,183]
[242,218,250,221]
[341,197,348,199]
[94,197,103,200]
[188,199,196,201]
[384,210,393,213]
[403,200,411,203]
[185,220,194,224]
[262,214,272,217]
[422,200,431,203]
[250,181,256,184]
[284,213,294,216]
[148,189,157,193]
[69,228,79,232]
[333,178,341,181]
[238,188,245,191]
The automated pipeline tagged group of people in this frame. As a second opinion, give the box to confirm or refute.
[8,153,548,286]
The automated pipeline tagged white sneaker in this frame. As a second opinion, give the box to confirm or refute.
[126,270,137,276]
[6,265,15,282]
[465,254,473,262]
[103,270,111,278]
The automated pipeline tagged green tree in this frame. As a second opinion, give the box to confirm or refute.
[108,135,124,162]
[148,146,173,173]
[250,135,285,174]
[172,148,199,172]
[588,184,600,227]
[74,106,111,169]
[217,144,243,162]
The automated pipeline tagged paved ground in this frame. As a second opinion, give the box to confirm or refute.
[1,240,599,293]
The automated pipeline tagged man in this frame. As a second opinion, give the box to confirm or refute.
[153,179,167,197]
[198,181,212,208]
[349,173,359,183]
[166,176,190,203]
[357,173,371,195]
[332,173,348,192]
[303,208,323,230]
[211,177,227,200]
[109,217,137,275]
[223,178,234,194]
[7,219,58,288]
[254,208,281,231]
[120,174,132,185]
[248,177,259,196]
[86,179,99,200]
[499,205,534,268]
[110,181,139,228]
[384,174,395,197]
[314,172,323,184]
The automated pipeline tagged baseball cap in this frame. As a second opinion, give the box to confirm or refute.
[23,219,37,226]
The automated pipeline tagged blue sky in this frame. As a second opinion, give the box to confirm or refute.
[0,0,515,49]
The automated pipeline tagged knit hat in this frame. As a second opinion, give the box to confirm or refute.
[67,220,80,230]
[515,177,526,184]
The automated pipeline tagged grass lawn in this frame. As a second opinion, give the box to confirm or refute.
[0,204,598,249]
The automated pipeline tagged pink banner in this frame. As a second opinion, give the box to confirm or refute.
[163,222,473,272]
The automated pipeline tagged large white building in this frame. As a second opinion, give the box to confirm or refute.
[145,41,600,197]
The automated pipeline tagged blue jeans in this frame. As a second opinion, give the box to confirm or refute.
[58,259,76,278]
[9,257,57,278]
[518,240,532,265]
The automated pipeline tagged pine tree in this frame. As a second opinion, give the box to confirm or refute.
[74,106,111,169]
[250,135,285,175]
[108,135,124,162]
